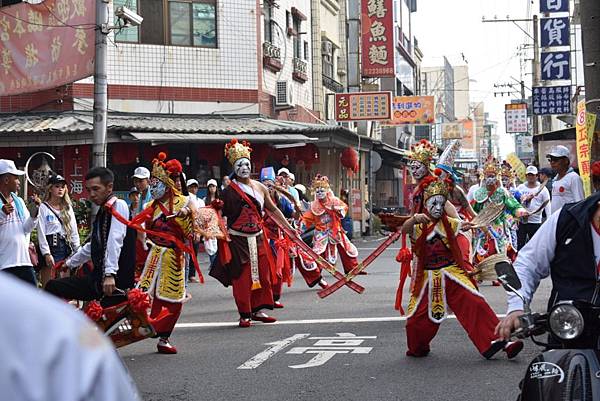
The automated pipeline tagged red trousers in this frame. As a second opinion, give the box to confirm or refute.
[406,278,499,356]
[232,251,274,319]
[295,257,322,288]
[149,298,182,338]
[336,244,358,274]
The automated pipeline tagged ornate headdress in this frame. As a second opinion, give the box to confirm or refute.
[408,139,437,166]
[482,156,500,176]
[152,152,183,190]
[437,139,461,182]
[422,175,450,201]
[260,166,275,183]
[311,174,330,190]
[225,138,252,165]
[500,161,515,180]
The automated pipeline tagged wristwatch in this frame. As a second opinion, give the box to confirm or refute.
[104,273,116,279]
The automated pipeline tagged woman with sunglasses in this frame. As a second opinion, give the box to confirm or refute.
[546,145,584,214]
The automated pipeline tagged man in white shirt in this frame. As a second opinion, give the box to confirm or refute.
[516,165,552,250]
[496,191,600,340]
[547,145,584,213]
[0,159,41,286]
[277,167,300,203]
[46,167,134,301]
[132,167,152,216]
[0,273,140,401]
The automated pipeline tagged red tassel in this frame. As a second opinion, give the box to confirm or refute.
[128,288,150,314]
[218,239,232,265]
[394,234,413,315]
[84,301,103,321]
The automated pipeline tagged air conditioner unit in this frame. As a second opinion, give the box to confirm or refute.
[275,80,294,108]
[321,41,333,55]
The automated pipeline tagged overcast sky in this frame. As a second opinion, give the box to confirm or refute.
[413,0,535,157]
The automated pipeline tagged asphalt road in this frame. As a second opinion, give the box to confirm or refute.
[120,239,552,401]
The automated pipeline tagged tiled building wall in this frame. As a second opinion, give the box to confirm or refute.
[261,0,313,110]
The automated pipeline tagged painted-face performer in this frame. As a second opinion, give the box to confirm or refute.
[436,139,477,220]
[209,139,295,327]
[136,152,200,354]
[301,175,359,274]
[406,139,437,215]
[399,175,523,359]
[468,158,528,279]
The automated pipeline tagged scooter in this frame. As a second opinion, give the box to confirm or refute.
[495,261,600,401]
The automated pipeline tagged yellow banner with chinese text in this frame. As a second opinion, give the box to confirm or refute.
[505,153,526,183]
[576,100,592,197]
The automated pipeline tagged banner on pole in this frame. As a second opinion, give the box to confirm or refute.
[576,100,592,197]
[505,153,527,183]
[0,0,95,96]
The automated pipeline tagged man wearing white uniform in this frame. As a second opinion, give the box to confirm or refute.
[0,159,41,286]
[547,145,584,214]
[0,273,140,401]
[516,165,552,249]
[496,191,600,340]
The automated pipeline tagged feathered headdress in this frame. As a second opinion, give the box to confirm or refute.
[408,139,437,166]
[225,138,252,165]
[152,152,182,190]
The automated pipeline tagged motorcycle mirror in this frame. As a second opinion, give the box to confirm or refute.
[494,261,522,291]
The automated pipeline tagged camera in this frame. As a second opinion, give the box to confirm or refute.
[115,6,143,27]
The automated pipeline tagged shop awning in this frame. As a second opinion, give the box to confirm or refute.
[126,132,317,145]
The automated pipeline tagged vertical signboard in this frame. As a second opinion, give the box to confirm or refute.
[540,0,569,13]
[361,0,395,77]
[505,103,529,133]
[576,100,592,197]
[532,86,571,115]
[540,17,570,47]
[541,51,571,80]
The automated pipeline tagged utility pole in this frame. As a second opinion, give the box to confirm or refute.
[92,0,110,168]
[580,0,600,158]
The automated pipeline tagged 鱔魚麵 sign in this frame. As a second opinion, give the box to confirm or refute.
[361,0,394,77]
[335,92,392,122]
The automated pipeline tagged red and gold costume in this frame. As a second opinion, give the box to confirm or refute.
[301,175,358,274]
[137,152,200,353]
[407,140,437,214]
[398,176,508,359]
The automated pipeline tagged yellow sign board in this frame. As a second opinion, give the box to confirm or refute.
[576,100,592,197]
[505,153,527,182]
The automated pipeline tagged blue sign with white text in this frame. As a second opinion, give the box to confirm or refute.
[532,86,571,115]
[541,51,571,80]
[541,17,570,47]
[540,0,569,13]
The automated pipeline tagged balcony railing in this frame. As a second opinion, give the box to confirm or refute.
[263,42,282,72]
[292,57,308,82]
[322,75,344,93]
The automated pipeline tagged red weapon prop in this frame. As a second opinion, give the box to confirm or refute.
[317,230,402,298]
[264,209,365,294]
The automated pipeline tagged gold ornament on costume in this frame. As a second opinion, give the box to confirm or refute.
[311,174,330,190]
[224,138,252,165]
[500,161,515,180]
[408,139,437,166]
[152,152,179,190]
[482,156,500,176]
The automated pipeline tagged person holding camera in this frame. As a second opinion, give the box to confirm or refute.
[37,175,80,286]
[0,159,41,286]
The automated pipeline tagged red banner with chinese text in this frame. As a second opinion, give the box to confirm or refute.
[63,145,90,200]
[0,0,95,96]
[361,0,394,77]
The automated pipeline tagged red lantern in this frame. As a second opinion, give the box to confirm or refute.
[340,147,359,175]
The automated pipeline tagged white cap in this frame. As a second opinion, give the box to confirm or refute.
[0,159,25,176]
[207,179,218,187]
[132,166,150,179]
[186,179,199,187]
[525,165,538,175]
[546,145,570,159]
[294,184,306,193]
[277,167,290,176]
[289,172,295,181]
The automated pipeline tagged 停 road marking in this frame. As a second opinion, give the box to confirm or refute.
[176,314,507,329]
[237,334,310,369]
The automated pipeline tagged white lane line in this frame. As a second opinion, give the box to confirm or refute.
[357,247,400,251]
[176,314,507,329]
[237,334,310,369]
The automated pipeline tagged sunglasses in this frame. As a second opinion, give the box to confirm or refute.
[547,156,565,162]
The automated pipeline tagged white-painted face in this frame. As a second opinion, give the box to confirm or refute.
[485,174,497,187]
[149,177,167,200]
[234,158,251,179]
[425,195,446,219]
[501,176,511,188]
[315,187,328,200]
[408,160,428,180]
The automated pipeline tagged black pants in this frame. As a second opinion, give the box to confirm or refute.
[3,266,37,286]
[517,223,541,250]
[45,274,101,301]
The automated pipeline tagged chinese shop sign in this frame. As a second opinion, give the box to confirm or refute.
[361,0,394,77]
[0,0,95,96]
[576,100,591,197]
[505,103,528,133]
[335,92,392,122]
[386,96,434,125]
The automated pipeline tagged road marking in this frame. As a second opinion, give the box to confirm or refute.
[237,334,310,369]
[176,314,507,329]
[357,247,400,251]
